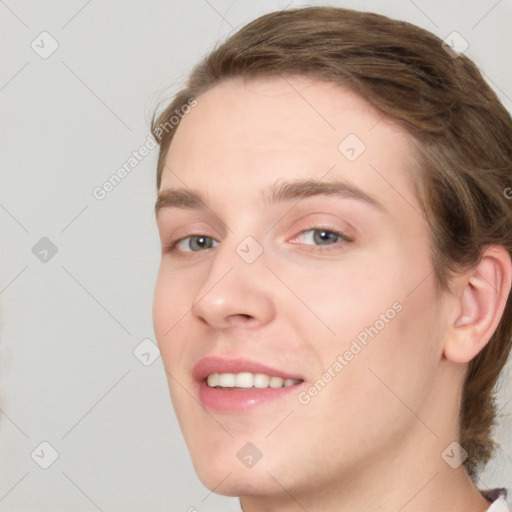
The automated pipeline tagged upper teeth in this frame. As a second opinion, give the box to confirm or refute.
[206,372,301,389]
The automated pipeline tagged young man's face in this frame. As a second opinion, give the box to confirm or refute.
[153,76,452,499]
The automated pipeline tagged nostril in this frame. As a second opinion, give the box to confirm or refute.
[226,313,255,326]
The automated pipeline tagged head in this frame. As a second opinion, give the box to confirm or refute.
[151,5,512,498]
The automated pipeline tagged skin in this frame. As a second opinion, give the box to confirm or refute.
[153,76,511,511]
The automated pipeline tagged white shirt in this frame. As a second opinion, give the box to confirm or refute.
[485,489,511,511]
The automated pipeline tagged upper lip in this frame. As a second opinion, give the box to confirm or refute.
[192,356,304,382]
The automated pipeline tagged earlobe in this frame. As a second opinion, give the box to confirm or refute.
[443,245,512,364]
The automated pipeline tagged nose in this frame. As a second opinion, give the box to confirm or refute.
[191,241,275,330]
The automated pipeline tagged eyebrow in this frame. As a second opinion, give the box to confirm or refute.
[155,178,387,218]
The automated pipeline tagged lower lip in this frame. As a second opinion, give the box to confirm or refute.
[197,381,303,413]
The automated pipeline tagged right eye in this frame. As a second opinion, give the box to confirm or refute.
[166,235,219,254]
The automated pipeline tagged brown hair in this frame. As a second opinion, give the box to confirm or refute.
[151,6,512,478]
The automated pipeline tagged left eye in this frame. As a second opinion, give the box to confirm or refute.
[293,229,349,246]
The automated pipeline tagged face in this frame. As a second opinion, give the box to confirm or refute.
[153,76,448,499]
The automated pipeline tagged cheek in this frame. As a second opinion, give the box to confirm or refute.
[288,239,442,410]
[272,249,401,347]
[330,273,442,429]
[152,265,195,377]
[295,289,441,462]
[153,264,194,337]
[152,269,198,430]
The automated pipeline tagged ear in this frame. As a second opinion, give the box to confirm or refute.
[443,245,512,364]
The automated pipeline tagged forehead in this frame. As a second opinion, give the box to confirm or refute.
[160,75,420,217]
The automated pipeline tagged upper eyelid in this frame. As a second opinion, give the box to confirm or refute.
[164,215,352,238]
[174,226,346,242]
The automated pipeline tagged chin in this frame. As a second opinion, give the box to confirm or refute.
[195,464,278,497]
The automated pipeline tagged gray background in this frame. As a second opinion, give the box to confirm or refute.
[1,0,511,510]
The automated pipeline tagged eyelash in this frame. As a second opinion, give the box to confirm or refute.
[163,226,353,256]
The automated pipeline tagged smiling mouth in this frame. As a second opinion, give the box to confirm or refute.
[193,356,306,411]
[206,371,303,390]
